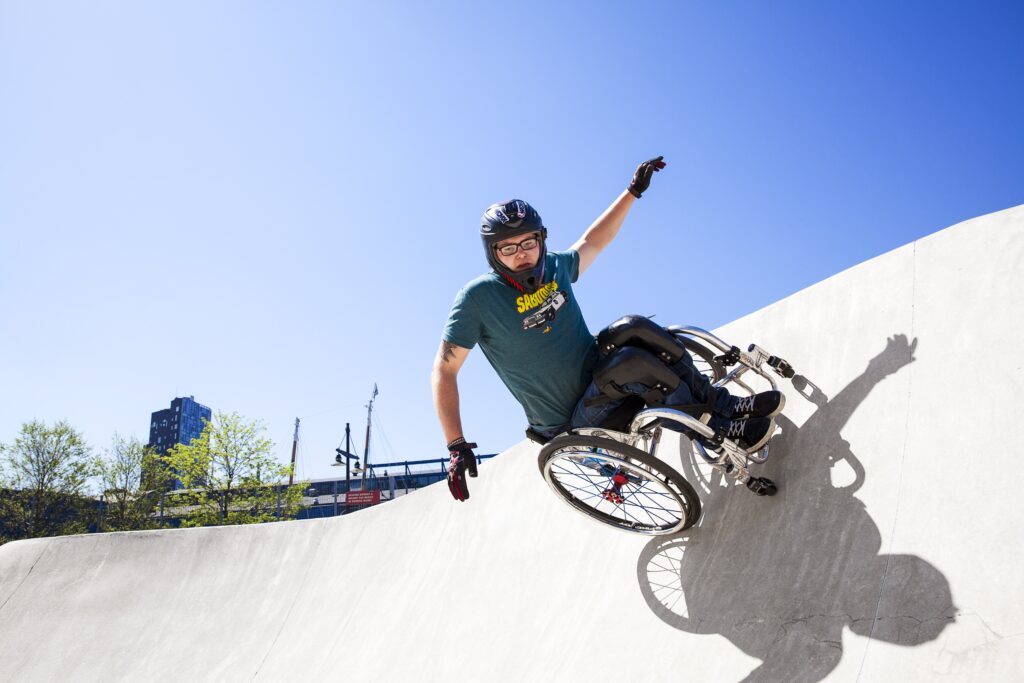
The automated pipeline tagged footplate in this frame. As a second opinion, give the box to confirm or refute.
[747,343,796,379]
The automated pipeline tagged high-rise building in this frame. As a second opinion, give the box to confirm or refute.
[147,396,212,490]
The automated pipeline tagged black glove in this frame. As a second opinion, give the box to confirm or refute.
[446,437,478,502]
[627,156,666,198]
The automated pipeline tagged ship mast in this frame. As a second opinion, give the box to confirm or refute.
[362,384,378,481]
[288,418,300,486]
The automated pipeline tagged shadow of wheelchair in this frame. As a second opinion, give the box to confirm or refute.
[636,334,956,682]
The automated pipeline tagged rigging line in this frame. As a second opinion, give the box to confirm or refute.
[371,410,396,463]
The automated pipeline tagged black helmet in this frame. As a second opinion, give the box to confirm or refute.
[480,199,548,293]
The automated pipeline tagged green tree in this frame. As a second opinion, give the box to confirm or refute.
[97,434,167,531]
[160,412,304,527]
[0,420,99,540]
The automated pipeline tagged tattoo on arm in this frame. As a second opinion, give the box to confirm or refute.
[441,341,457,364]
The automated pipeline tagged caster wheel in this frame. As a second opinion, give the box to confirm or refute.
[746,476,778,496]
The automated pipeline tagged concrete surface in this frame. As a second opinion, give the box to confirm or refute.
[1,205,1022,682]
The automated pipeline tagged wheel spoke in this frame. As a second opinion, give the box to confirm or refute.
[621,497,674,527]
[616,499,646,526]
[544,441,698,533]
[558,481,609,502]
[549,466,599,483]
[557,457,682,527]
[617,480,679,527]
[556,456,611,499]
[574,459,670,523]
[623,482,682,519]
[623,500,674,527]
[550,464,612,482]
[630,486,686,517]
[628,493,679,524]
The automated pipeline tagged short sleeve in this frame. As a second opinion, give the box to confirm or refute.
[567,248,581,283]
[442,286,481,349]
[554,249,581,283]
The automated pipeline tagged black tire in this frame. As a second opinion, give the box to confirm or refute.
[677,336,726,382]
[538,435,702,535]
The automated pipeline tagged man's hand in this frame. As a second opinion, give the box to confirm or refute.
[446,437,478,502]
[627,156,666,198]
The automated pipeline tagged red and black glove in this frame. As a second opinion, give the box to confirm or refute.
[447,437,478,502]
[627,155,666,198]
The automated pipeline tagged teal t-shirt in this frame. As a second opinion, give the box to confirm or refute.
[443,249,598,432]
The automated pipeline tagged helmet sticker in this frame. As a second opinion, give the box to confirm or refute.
[513,200,526,218]
[488,207,509,224]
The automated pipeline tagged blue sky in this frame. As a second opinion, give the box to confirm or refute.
[1,1,1021,482]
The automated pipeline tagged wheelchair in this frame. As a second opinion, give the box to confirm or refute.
[537,325,797,536]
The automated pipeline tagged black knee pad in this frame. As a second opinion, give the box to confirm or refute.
[592,346,680,405]
[597,314,686,364]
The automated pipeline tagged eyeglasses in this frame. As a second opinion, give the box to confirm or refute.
[494,236,540,256]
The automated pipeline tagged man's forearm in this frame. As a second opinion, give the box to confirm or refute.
[431,369,465,445]
[578,190,636,251]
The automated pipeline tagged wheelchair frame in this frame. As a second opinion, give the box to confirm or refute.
[568,325,796,494]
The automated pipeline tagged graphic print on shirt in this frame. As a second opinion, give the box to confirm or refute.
[521,288,568,330]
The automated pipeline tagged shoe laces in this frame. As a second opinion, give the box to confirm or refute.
[727,420,746,438]
[734,395,756,414]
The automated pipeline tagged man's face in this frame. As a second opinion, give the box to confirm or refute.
[494,232,541,272]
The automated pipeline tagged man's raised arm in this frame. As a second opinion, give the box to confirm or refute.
[572,156,665,276]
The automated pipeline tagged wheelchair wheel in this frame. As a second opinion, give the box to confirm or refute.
[678,337,725,383]
[538,435,702,535]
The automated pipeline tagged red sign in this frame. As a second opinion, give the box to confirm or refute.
[346,490,381,506]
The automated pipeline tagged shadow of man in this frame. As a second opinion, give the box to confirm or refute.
[637,334,956,682]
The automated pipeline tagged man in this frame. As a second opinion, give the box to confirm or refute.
[432,157,783,501]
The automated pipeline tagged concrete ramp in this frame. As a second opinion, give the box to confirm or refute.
[2,206,1023,682]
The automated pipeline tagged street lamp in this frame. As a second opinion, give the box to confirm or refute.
[97,493,105,532]
[306,485,319,518]
[332,422,360,514]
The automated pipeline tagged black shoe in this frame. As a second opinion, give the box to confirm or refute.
[730,391,785,419]
[725,417,775,452]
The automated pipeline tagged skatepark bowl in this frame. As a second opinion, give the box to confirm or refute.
[1,205,1022,681]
